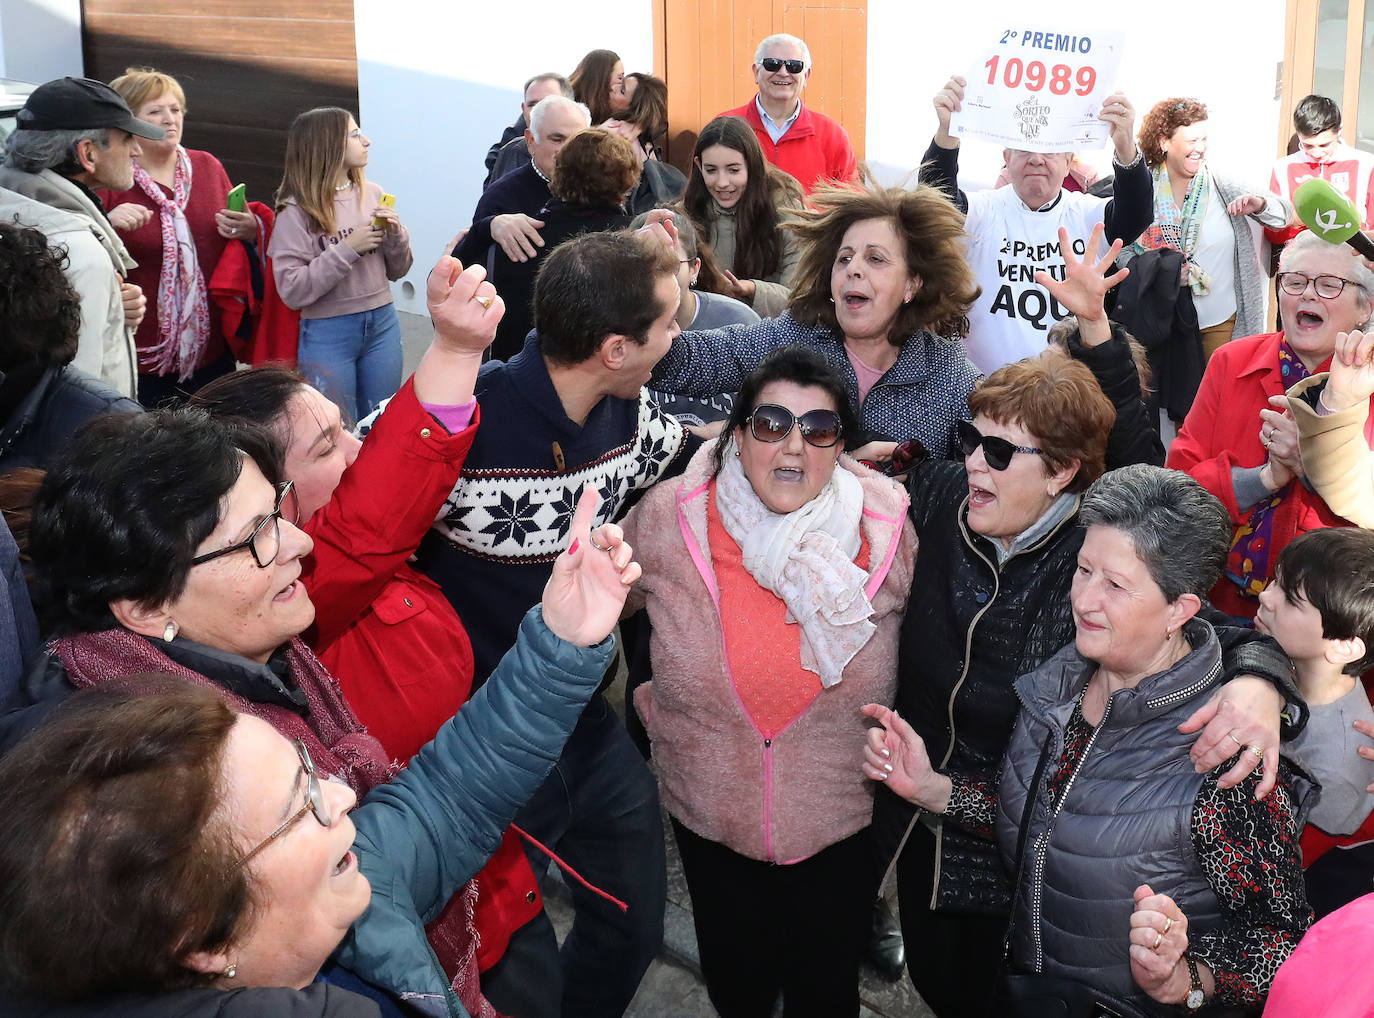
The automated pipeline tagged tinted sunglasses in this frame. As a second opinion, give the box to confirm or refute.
[760,57,806,74]
[746,404,843,447]
[955,419,1043,471]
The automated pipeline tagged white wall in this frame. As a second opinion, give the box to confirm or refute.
[867,1,1287,191]
[0,0,83,82]
[354,0,654,315]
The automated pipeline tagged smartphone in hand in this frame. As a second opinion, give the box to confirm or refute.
[372,193,396,229]
[226,183,246,212]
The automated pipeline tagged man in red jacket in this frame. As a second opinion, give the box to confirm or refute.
[719,33,856,194]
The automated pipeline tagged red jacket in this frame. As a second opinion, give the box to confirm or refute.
[1167,331,1370,618]
[303,378,540,972]
[207,201,301,367]
[720,99,856,195]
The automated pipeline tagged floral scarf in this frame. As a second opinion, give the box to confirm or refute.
[132,146,211,380]
[1224,339,1312,600]
[1135,162,1212,297]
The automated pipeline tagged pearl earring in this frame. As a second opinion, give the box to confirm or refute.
[163,621,178,643]
[222,962,238,979]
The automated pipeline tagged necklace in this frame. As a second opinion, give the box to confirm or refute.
[334,181,352,192]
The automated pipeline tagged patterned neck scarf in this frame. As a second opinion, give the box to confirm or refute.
[1135,162,1212,297]
[1224,339,1313,600]
[132,146,211,380]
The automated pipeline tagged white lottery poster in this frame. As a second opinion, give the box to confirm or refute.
[949,28,1125,152]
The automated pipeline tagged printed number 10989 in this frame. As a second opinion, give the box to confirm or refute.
[984,56,1095,96]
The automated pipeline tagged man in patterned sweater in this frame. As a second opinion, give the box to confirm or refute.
[412,227,698,1018]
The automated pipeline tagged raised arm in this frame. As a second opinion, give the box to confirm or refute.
[1290,329,1374,527]
[649,316,794,396]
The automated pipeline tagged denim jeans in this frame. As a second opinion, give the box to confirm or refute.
[480,692,666,1018]
[297,303,403,423]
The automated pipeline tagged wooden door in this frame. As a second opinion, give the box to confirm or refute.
[656,0,867,172]
[81,0,359,206]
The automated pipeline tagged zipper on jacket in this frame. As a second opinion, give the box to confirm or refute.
[763,736,776,861]
[1027,696,1112,971]
[1145,658,1222,711]
[929,523,1000,909]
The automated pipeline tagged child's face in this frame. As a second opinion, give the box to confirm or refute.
[1255,577,1329,665]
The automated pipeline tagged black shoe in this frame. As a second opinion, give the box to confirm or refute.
[866,899,905,981]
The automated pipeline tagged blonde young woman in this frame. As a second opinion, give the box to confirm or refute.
[269,107,412,422]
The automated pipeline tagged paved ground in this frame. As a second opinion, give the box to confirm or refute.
[399,310,935,1017]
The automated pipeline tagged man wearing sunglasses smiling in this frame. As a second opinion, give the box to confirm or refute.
[719,32,856,195]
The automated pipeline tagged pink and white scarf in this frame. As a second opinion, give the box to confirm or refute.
[133,146,211,380]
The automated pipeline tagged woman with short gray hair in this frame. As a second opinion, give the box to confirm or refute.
[866,464,1313,1016]
[1168,230,1373,621]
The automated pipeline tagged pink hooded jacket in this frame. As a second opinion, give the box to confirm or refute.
[623,444,916,863]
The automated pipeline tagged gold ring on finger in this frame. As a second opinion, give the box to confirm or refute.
[1162,917,1173,935]
[1246,744,1264,758]
[472,294,494,310]
[1152,931,1164,951]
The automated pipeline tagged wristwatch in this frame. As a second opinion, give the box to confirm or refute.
[1184,953,1205,1011]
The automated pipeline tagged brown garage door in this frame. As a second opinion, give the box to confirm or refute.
[82,0,358,210]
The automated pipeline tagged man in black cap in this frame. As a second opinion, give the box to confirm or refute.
[0,77,165,399]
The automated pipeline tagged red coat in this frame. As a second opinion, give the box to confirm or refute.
[97,148,232,373]
[720,99,856,195]
[1167,331,1371,618]
[303,378,540,972]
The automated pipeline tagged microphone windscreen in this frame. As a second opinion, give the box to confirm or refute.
[1295,178,1363,244]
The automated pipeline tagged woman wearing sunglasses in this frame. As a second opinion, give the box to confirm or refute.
[873,227,1296,1018]
[1167,229,1374,621]
[0,478,639,1018]
[618,346,915,1016]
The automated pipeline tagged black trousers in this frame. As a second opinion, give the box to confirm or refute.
[895,822,1007,1018]
[671,818,875,1018]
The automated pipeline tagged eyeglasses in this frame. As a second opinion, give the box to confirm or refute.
[746,404,843,447]
[956,419,1044,471]
[190,481,300,569]
[760,57,806,74]
[235,739,331,869]
[1276,272,1361,300]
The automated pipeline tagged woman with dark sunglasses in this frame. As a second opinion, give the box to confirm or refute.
[1167,229,1374,622]
[872,227,1299,1018]
[617,346,916,1016]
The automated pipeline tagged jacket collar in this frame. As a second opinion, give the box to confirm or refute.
[740,97,816,139]
[155,634,306,714]
[0,167,135,270]
[1014,618,1223,729]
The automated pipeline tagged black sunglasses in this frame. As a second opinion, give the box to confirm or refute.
[955,420,1043,471]
[190,480,300,569]
[760,57,806,74]
[746,404,843,448]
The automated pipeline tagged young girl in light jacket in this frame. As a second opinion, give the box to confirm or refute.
[270,107,412,422]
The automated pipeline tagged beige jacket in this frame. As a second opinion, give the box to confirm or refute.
[1290,373,1374,528]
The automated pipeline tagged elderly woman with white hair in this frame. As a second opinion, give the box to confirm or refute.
[867,465,1314,1018]
[1167,230,1374,621]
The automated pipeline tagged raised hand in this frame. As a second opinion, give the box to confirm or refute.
[933,75,966,147]
[635,208,678,252]
[426,255,501,355]
[1098,92,1138,164]
[860,703,951,812]
[720,270,756,303]
[542,487,642,646]
[107,202,153,232]
[1260,394,1304,483]
[1033,223,1129,346]
[1325,329,1374,412]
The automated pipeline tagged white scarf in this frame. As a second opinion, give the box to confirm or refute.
[715,439,876,687]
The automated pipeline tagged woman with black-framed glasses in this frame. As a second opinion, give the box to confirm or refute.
[2,400,642,1018]
[616,347,916,1016]
[1168,229,1374,622]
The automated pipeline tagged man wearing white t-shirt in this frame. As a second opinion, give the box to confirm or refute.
[919,75,1153,373]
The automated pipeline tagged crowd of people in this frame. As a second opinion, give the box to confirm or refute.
[3,29,1374,1018]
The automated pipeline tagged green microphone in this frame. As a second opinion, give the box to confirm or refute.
[1294,178,1374,259]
